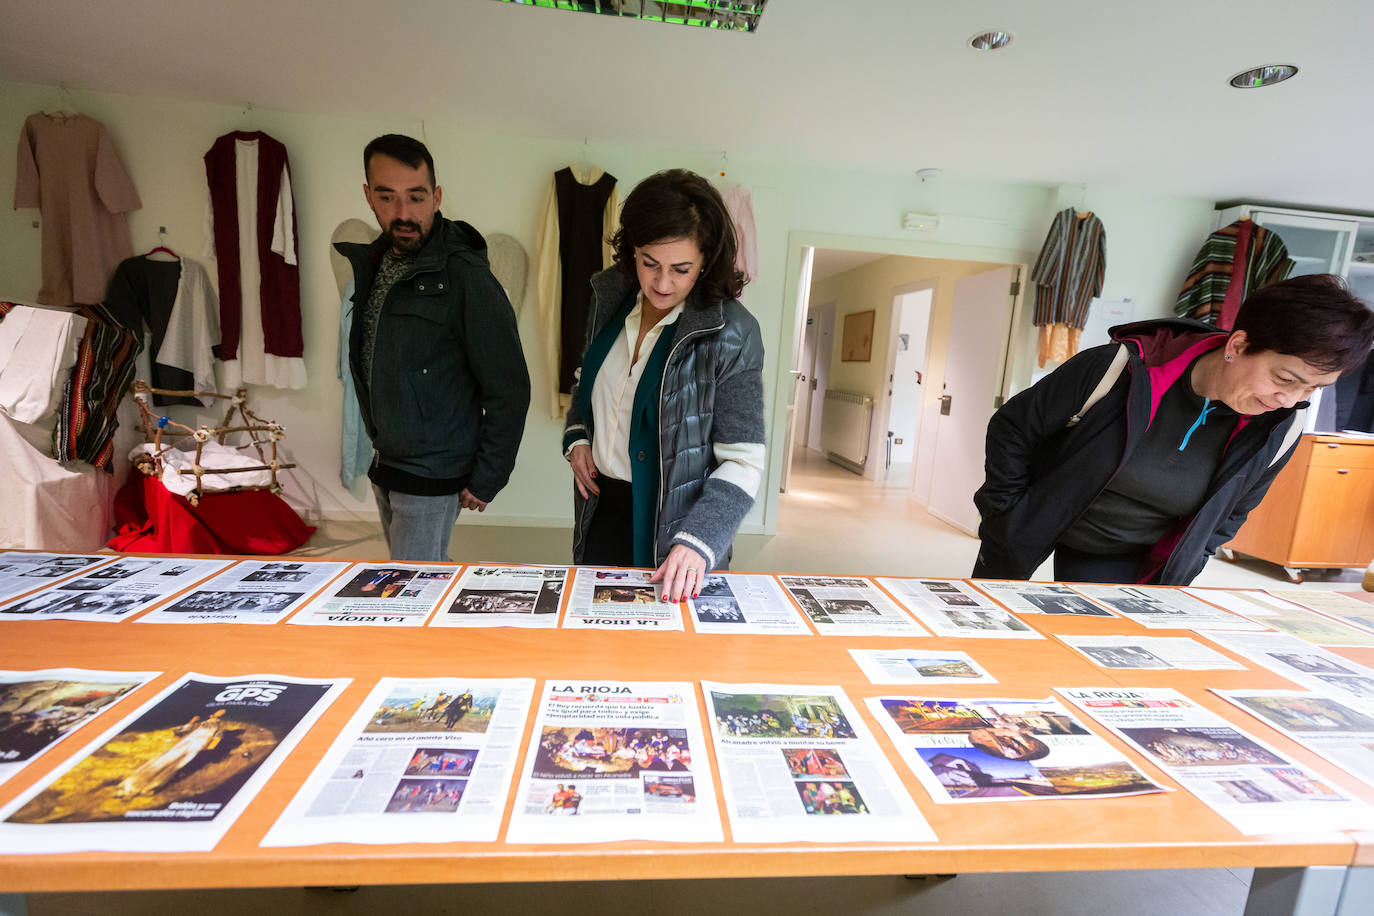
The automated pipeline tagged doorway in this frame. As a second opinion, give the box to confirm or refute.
[880,284,933,490]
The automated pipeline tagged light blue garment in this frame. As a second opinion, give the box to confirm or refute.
[339,280,374,487]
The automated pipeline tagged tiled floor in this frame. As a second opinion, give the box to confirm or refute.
[30,449,1365,915]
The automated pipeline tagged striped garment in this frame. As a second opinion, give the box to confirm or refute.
[1032,208,1107,330]
[52,303,142,469]
[1175,220,1292,326]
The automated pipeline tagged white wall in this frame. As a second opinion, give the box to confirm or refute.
[2,80,1223,539]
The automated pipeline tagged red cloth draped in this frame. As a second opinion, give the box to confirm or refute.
[108,474,314,555]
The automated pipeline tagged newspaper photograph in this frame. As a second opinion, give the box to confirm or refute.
[687,573,810,635]
[0,669,160,787]
[1186,589,1374,647]
[778,576,927,637]
[878,578,1041,638]
[429,565,568,629]
[0,672,348,853]
[1069,585,1254,631]
[562,568,684,631]
[848,648,997,685]
[505,681,721,843]
[1199,631,1374,706]
[1059,686,1374,835]
[702,682,935,843]
[262,676,535,846]
[1268,590,1374,640]
[0,557,233,622]
[1056,635,1246,671]
[972,580,1115,617]
[0,553,115,603]
[1213,688,1374,789]
[288,563,459,627]
[136,560,350,625]
[867,695,1166,803]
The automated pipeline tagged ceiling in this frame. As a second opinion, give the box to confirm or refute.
[810,249,886,282]
[4,0,1374,209]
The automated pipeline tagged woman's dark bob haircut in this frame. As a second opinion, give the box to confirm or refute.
[1232,273,1374,374]
[611,169,746,306]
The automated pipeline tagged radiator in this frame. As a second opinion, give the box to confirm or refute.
[820,389,873,473]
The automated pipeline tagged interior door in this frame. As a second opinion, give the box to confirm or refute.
[925,266,1017,535]
[781,247,815,493]
[806,305,835,452]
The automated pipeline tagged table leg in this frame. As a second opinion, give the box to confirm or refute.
[0,893,28,916]
[1245,867,1345,916]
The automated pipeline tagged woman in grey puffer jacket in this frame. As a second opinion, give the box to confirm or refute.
[563,169,766,604]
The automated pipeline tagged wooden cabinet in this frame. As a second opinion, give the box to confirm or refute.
[1225,435,1374,581]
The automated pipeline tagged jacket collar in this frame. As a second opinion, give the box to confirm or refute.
[590,267,725,342]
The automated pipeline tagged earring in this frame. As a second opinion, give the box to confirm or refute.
[1225,354,1233,361]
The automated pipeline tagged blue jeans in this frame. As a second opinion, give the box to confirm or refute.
[372,486,461,562]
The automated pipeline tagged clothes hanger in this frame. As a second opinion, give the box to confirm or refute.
[43,85,79,120]
[146,226,179,261]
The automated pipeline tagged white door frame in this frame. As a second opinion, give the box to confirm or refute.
[872,279,937,483]
[759,232,1035,534]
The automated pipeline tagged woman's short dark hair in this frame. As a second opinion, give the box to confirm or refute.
[1233,273,1374,374]
[611,169,746,306]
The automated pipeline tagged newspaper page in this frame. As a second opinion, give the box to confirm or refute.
[0,672,348,853]
[687,573,810,635]
[136,560,350,625]
[1199,631,1374,706]
[562,568,684,631]
[866,695,1166,803]
[430,565,568,629]
[288,563,459,627]
[878,578,1041,638]
[702,682,935,843]
[0,669,160,787]
[0,558,233,622]
[262,676,534,846]
[1059,686,1374,835]
[0,553,115,603]
[1268,590,1374,640]
[778,576,928,637]
[972,580,1116,617]
[1056,635,1247,671]
[848,649,998,685]
[1213,688,1374,789]
[1186,588,1374,647]
[505,681,721,843]
[1069,584,1256,631]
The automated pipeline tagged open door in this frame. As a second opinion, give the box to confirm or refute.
[925,266,1020,534]
[780,247,815,493]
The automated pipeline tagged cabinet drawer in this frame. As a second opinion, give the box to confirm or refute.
[1307,441,1374,470]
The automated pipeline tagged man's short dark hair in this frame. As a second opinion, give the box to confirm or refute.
[1233,273,1374,375]
[364,134,436,188]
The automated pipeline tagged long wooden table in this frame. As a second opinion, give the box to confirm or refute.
[0,559,1372,915]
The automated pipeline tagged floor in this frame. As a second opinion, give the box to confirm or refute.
[27,448,1363,915]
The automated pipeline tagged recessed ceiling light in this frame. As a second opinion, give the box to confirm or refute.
[1229,64,1299,89]
[968,30,1013,51]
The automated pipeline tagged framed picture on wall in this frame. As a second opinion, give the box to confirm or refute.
[841,309,875,361]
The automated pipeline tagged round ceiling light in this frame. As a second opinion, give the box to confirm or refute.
[1229,64,1299,88]
[968,30,1013,51]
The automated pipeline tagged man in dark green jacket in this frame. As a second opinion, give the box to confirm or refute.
[339,134,529,561]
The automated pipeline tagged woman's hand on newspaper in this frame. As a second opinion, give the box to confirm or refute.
[652,543,707,603]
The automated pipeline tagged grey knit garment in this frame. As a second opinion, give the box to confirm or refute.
[361,250,414,385]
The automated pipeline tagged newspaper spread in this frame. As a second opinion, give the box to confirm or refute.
[878,578,1040,638]
[1056,635,1246,671]
[1069,584,1254,630]
[702,682,935,843]
[1213,688,1374,789]
[1199,631,1374,706]
[0,553,115,603]
[1268,590,1374,641]
[430,565,568,629]
[1186,588,1374,647]
[867,695,1166,803]
[0,558,233,622]
[687,573,810,635]
[0,672,348,853]
[505,681,720,843]
[972,580,1116,617]
[1060,686,1374,835]
[778,576,927,637]
[562,568,683,631]
[848,648,997,685]
[0,669,160,787]
[136,560,349,625]
[288,563,459,627]
[261,676,534,846]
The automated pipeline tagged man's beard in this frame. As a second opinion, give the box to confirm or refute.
[385,220,428,254]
